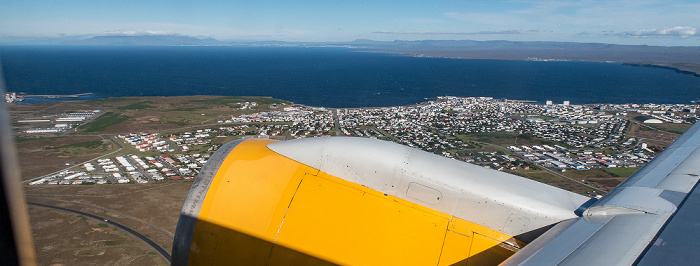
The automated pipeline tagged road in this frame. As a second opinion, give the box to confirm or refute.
[28,202,172,263]
[332,108,341,136]
[27,196,174,240]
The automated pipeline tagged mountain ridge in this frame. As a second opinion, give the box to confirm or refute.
[3,35,699,74]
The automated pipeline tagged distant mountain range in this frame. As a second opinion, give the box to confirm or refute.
[72,35,227,46]
[2,34,699,74]
[346,39,700,63]
[344,39,700,74]
[0,34,228,46]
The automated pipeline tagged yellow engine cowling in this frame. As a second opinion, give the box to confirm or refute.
[172,138,584,265]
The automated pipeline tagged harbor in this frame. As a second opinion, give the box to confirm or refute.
[5,92,95,104]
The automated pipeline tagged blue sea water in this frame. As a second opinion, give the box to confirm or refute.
[1,45,699,107]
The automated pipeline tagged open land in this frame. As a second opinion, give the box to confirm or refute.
[25,182,191,265]
[9,95,697,265]
[28,205,167,265]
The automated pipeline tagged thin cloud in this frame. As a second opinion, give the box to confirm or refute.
[393,18,445,25]
[373,30,524,35]
[477,30,523,35]
[618,26,698,38]
[444,12,533,27]
[99,30,172,36]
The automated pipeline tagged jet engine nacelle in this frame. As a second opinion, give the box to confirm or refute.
[172,137,587,265]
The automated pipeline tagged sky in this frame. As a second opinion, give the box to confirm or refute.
[1,0,699,46]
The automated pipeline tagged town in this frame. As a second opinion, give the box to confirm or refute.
[19,96,698,190]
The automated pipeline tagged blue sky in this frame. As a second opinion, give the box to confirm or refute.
[1,0,699,46]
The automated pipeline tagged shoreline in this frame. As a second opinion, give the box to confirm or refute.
[8,94,700,110]
[10,92,96,104]
[20,92,94,98]
[368,50,700,77]
[621,63,700,78]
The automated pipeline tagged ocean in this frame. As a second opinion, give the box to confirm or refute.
[1,45,699,107]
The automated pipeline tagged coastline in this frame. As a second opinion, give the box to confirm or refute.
[621,63,700,78]
[7,95,698,111]
[12,93,99,105]
[366,49,700,77]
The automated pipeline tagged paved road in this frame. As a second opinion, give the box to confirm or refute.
[333,108,341,136]
[28,202,171,263]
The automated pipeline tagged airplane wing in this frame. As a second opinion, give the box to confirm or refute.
[502,121,700,265]
[172,121,700,265]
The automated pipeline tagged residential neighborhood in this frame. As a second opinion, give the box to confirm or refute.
[26,96,698,186]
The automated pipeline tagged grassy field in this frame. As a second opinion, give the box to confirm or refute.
[642,123,690,135]
[604,167,640,177]
[117,101,155,110]
[14,136,119,180]
[627,122,689,148]
[81,112,131,133]
[47,140,111,156]
[556,168,629,191]
[455,132,566,150]
[28,206,168,265]
[26,182,191,265]
[50,140,104,149]
[191,96,289,107]
[506,168,603,195]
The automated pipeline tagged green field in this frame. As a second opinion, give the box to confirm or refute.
[86,97,129,104]
[191,96,289,107]
[53,140,104,149]
[604,167,640,177]
[455,132,562,149]
[507,169,604,195]
[81,112,130,133]
[47,140,112,156]
[117,101,155,110]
